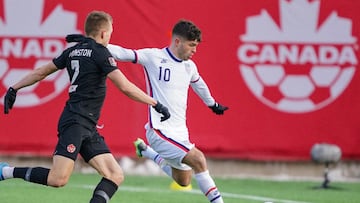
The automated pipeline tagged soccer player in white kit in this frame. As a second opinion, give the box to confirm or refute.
[107,20,228,203]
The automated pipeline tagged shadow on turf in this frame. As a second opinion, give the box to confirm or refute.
[311,185,345,190]
[310,180,345,191]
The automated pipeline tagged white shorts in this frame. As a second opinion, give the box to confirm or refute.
[146,128,194,170]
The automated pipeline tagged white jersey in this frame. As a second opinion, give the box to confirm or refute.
[107,45,215,140]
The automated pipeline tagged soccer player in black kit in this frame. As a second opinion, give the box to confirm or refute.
[1,11,170,203]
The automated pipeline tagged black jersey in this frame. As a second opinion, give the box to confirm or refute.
[53,37,117,126]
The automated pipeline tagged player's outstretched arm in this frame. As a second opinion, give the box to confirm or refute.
[11,62,58,91]
[4,62,58,114]
[107,69,170,121]
[190,76,228,115]
[65,35,137,63]
[107,44,136,62]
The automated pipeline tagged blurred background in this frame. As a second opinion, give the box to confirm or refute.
[0,0,359,181]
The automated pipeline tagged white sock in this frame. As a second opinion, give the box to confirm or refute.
[142,146,172,177]
[2,166,14,179]
[194,170,223,203]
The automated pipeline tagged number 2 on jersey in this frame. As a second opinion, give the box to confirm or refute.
[69,60,80,93]
[159,66,170,82]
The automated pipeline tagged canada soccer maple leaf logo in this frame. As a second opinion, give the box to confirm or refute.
[0,0,80,107]
[238,0,358,113]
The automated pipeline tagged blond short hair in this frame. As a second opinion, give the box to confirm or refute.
[85,11,113,37]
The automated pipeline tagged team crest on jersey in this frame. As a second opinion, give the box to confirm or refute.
[108,57,117,66]
[67,144,76,153]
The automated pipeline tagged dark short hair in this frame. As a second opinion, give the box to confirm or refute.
[172,20,202,42]
[85,11,113,37]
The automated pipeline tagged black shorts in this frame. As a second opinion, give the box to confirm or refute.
[54,123,111,162]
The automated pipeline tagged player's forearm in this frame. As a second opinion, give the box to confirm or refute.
[11,75,38,91]
[122,83,157,106]
[12,63,57,91]
[191,77,215,106]
[108,69,156,106]
[107,44,136,62]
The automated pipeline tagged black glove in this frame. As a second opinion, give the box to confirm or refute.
[4,87,17,114]
[66,34,86,43]
[153,102,171,122]
[209,102,228,115]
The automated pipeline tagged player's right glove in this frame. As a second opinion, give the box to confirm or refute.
[66,34,86,43]
[209,102,228,115]
[4,87,17,114]
[153,102,171,122]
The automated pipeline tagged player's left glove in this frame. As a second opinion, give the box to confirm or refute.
[209,102,228,115]
[153,101,171,122]
[4,87,17,114]
[66,34,86,43]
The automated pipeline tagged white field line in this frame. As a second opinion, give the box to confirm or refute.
[76,184,312,203]
[2,182,312,203]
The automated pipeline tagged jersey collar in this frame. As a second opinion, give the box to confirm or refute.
[166,47,182,63]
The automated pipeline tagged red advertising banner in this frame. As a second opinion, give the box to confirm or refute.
[0,0,359,160]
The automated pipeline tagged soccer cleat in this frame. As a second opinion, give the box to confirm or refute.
[133,138,147,157]
[0,162,9,180]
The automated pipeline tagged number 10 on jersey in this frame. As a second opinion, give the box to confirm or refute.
[158,66,170,82]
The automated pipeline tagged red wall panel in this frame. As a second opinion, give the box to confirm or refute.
[1,0,359,160]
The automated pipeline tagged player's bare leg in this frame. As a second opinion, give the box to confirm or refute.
[0,155,73,187]
[182,147,224,203]
[134,138,224,203]
[170,167,192,186]
[88,153,124,203]
[47,155,74,187]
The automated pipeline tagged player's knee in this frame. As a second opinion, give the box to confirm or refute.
[47,170,71,188]
[48,176,69,188]
[113,172,124,185]
[191,152,207,172]
[104,170,124,186]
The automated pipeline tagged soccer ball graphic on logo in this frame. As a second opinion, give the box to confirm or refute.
[0,59,69,107]
[238,0,358,113]
[0,0,80,107]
